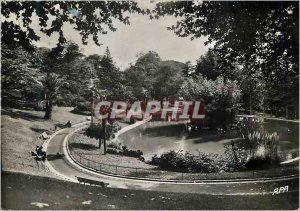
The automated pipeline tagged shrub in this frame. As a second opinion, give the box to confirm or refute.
[237,118,281,170]
[107,142,121,149]
[106,145,143,158]
[222,143,248,171]
[106,148,118,154]
[72,102,91,115]
[150,150,220,173]
[76,102,91,112]
[122,145,128,152]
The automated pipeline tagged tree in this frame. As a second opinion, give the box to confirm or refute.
[155,1,299,117]
[41,73,63,119]
[194,50,221,80]
[2,1,147,51]
[86,47,130,153]
[124,65,147,99]
[153,60,185,99]
[180,75,241,129]
[124,51,159,99]
[1,44,44,108]
[154,1,298,72]
[36,41,93,118]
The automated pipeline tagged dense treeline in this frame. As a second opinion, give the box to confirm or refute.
[1,1,298,123]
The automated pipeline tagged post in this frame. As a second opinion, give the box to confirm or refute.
[103,119,107,154]
[250,94,252,115]
[91,91,94,127]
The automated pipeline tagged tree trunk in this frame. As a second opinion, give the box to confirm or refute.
[102,120,107,154]
[44,101,53,119]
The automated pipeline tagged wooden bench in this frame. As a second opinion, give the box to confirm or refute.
[76,176,108,187]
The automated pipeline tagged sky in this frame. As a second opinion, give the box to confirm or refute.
[31,1,210,70]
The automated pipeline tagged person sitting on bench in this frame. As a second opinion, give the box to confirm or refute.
[66,120,72,128]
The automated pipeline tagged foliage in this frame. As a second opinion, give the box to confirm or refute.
[237,118,281,169]
[72,102,91,115]
[106,145,143,158]
[85,121,120,142]
[93,47,131,99]
[41,73,64,119]
[1,45,43,108]
[150,150,221,173]
[244,131,280,168]
[124,51,161,99]
[124,51,187,99]
[2,1,147,50]
[153,61,185,98]
[154,1,299,118]
[154,1,298,73]
[180,75,241,128]
[222,143,248,171]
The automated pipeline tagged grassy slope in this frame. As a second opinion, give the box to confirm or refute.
[1,106,88,177]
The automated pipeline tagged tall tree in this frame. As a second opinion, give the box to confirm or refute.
[41,73,63,119]
[154,1,299,117]
[153,60,185,99]
[1,45,43,108]
[37,41,93,119]
[124,51,162,99]
[194,50,221,80]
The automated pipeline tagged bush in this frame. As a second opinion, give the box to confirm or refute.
[106,144,143,158]
[149,150,220,173]
[122,145,128,151]
[107,142,121,149]
[72,102,91,115]
[222,143,248,171]
[106,148,118,154]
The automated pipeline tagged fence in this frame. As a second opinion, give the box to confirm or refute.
[68,145,299,181]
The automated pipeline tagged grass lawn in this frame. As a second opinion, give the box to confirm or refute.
[1,106,88,177]
[69,131,155,170]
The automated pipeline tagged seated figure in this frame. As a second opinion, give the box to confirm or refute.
[66,120,72,128]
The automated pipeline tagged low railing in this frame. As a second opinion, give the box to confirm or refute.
[68,145,299,181]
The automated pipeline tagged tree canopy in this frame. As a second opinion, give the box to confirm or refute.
[154,1,298,75]
[1,1,147,50]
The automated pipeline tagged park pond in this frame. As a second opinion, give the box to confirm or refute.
[116,119,299,161]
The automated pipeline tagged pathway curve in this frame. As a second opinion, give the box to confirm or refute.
[43,122,299,195]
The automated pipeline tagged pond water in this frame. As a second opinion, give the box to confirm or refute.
[117,119,299,161]
[118,121,238,160]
